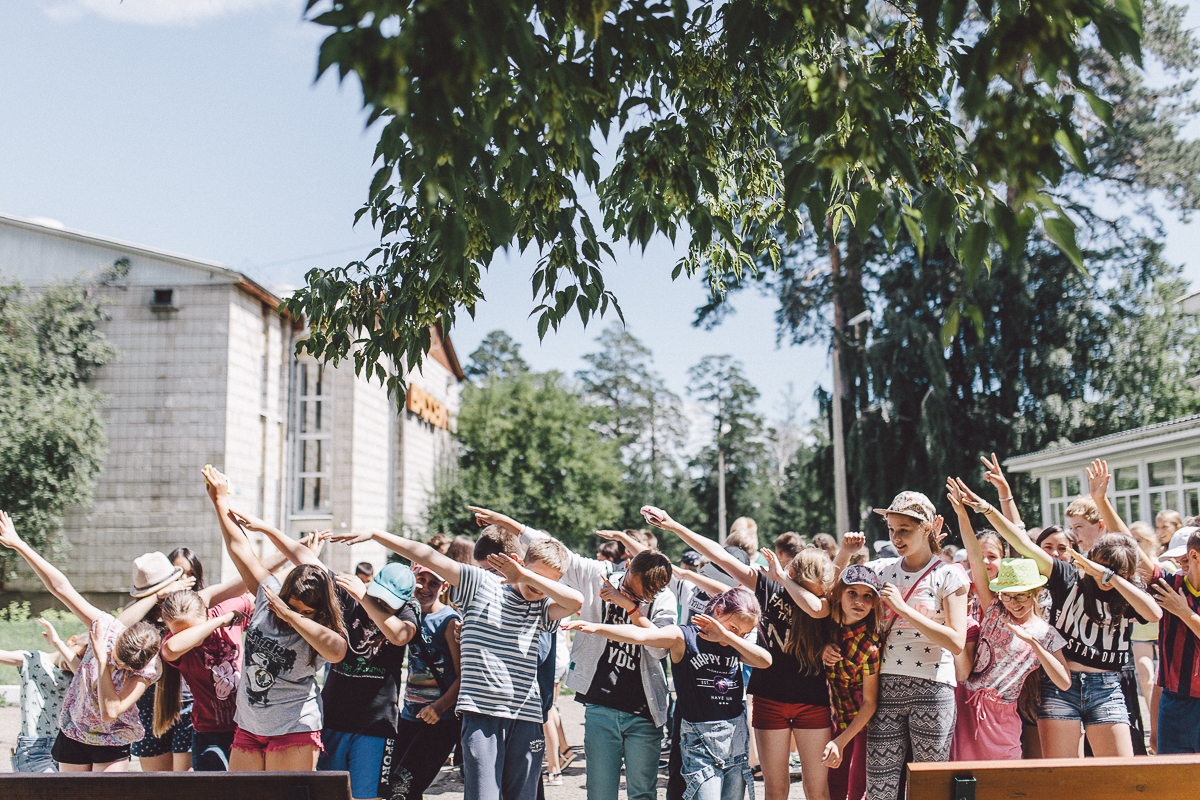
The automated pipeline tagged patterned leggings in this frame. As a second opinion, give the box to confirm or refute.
[865,675,956,800]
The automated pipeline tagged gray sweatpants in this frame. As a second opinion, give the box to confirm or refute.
[461,711,545,800]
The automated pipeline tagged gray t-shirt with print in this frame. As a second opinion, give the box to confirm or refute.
[234,575,326,736]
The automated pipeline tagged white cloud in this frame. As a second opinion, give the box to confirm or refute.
[40,0,292,27]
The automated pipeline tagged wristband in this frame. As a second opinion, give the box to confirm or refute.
[999,495,1013,502]
[1102,568,1116,584]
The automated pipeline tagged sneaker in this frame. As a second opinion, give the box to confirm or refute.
[546,772,564,786]
[789,754,802,776]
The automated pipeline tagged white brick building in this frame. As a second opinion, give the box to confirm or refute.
[0,213,462,605]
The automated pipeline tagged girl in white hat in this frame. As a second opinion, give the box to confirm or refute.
[947,479,1071,760]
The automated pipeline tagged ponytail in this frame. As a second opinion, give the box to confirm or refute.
[152,660,182,737]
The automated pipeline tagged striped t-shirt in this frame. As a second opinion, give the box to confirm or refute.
[1157,567,1200,697]
[453,564,558,723]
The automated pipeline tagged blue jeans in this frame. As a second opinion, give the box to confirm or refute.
[1038,671,1128,727]
[680,717,752,800]
[583,704,663,800]
[1158,690,1200,754]
[318,730,389,800]
[12,735,57,772]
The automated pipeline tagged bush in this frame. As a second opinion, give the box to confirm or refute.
[0,601,87,685]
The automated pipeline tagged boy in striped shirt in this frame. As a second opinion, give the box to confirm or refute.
[1153,526,1200,754]
[338,526,583,800]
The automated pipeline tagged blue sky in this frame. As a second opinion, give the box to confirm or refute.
[2,0,1198,435]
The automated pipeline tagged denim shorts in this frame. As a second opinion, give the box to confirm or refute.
[680,716,754,800]
[12,735,58,772]
[1038,670,1129,727]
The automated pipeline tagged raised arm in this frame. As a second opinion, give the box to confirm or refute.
[118,575,198,627]
[760,547,829,618]
[38,618,82,672]
[487,553,583,619]
[948,478,995,608]
[563,619,685,657]
[0,649,22,667]
[674,566,730,597]
[954,479,1052,577]
[597,529,646,557]
[332,529,463,587]
[262,582,348,663]
[982,453,1023,526]
[229,510,324,568]
[90,618,152,721]
[645,507,758,590]
[834,532,866,572]
[161,610,241,662]
[468,506,524,536]
[334,574,416,646]
[1068,548,1162,623]
[204,466,271,595]
[0,511,102,626]
[1088,460,1131,537]
[694,613,772,668]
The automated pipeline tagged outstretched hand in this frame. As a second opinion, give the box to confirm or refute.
[951,478,991,514]
[759,547,785,584]
[0,510,21,550]
[37,617,62,646]
[1086,459,1111,500]
[945,477,967,516]
[640,506,670,529]
[561,619,601,634]
[694,613,732,643]
[202,465,229,500]
[981,453,1011,497]
[330,530,374,546]
[156,575,196,600]
[486,553,525,585]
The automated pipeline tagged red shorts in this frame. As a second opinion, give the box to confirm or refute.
[232,727,324,753]
[751,696,832,730]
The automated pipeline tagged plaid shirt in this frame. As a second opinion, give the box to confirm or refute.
[827,620,882,734]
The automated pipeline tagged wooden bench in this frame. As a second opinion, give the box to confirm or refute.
[0,771,352,800]
[909,755,1200,799]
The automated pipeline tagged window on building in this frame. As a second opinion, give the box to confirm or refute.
[1046,474,1082,526]
[294,361,332,515]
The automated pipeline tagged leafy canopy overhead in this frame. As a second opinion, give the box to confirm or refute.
[287,0,1142,390]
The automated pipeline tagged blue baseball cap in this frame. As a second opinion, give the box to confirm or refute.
[365,563,416,609]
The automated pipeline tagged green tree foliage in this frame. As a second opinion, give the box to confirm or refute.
[464,330,531,380]
[284,0,1142,395]
[425,338,624,549]
[0,263,123,576]
[576,325,688,524]
[687,355,768,531]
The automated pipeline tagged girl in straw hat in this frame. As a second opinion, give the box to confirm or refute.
[947,480,1071,760]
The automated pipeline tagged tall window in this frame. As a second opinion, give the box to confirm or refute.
[1113,465,1141,524]
[294,361,332,515]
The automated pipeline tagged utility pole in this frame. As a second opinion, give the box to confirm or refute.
[829,232,851,538]
[717,448,727,543]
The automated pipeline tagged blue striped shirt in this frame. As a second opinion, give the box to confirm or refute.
[453,564,557,723]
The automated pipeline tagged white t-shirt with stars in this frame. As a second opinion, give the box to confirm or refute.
[870,556,969,686]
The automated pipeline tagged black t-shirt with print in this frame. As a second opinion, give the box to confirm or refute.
[674,625,744,723]
[321,580,419,738]
[1046,557,1146,670]
[575,588,651,720]
[746,574,830,706]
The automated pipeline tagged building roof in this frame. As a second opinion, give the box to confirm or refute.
[1004,415,1200,472]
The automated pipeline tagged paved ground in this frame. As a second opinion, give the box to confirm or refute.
[1,698,805,797]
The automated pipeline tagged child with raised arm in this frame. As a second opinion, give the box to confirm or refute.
[566,587,771,800]
[947,479,1071,761]
[228,505,419,800]
[0,510,161,772]
[331,523,583,800]
[642,506,833,800]
[953,473,1162,758]
[469,506,676,800]
[1,618,83,772]
[202,466,349,772]
[1152,526,1200,753]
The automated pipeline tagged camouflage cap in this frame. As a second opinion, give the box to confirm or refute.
[872,491,936,524]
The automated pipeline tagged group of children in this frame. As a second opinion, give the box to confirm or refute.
[3,453,1200,800]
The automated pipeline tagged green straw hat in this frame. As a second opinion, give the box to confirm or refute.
[988,557,1048,594]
